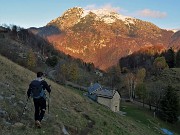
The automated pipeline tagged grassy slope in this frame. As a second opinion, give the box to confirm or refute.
[122,102,180,135]
[0,55,178,135]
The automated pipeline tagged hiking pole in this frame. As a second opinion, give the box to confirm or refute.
[48,93,50,114]
[48,84,51,114]
[19,98,29,121]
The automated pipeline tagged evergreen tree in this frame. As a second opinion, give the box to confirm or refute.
[107,65,121,89]
[165,48,175,68]
[11,25,17,37]
[46,56,58,67]
[176,50,180,67]
[160,86,179,123]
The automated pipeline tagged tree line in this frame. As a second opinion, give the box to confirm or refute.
[103,48,180,124]
[120,48,180,72]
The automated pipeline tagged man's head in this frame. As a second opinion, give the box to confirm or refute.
[37,72,44,78]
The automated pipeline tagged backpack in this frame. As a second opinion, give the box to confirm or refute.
[30,80,45,99]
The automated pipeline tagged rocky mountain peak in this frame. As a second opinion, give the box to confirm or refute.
[36,7,177,70]
[48,7,84,30]
[48,7,136,30]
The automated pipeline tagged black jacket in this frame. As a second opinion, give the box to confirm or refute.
[27,78,51,98]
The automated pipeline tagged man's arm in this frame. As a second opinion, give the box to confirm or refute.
[42,80,51,93]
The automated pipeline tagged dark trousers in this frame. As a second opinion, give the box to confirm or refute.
[33,97,46,122]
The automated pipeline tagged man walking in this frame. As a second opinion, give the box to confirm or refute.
[27,72,51,128]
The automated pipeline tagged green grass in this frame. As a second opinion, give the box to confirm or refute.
[122,103,153,125]
[122,102,180,135]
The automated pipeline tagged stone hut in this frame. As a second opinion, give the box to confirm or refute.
[88,83,121,112]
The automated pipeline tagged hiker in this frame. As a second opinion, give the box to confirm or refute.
[27,72,51,128]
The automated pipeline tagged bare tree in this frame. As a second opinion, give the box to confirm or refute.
[125,73,136,101]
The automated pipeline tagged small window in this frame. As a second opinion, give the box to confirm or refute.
[115,106,118,111]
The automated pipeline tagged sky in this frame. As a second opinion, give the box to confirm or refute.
[0,0,180,30]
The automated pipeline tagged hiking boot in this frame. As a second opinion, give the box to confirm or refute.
[35,120,41,128]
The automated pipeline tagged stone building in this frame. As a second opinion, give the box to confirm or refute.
[88,83,121,112]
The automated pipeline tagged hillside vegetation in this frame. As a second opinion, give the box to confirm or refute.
[0,28,98,86]
[146,68,180,99]
[0,55,179,135]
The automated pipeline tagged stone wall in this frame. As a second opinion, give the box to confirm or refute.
[97,91,120,112]
[97,97,111,108]
[110,92,120,112]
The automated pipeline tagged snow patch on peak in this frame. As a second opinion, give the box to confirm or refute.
[172,29,178,33]
[165,29,178,33]
[91,9,115,17]
[81,9,90,18]
[81,8,135,24]
[101,16,117,24]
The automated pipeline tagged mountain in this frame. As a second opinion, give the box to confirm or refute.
[31,7,177,70]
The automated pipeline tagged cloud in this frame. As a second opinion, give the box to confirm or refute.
[84,3,124,13]
[137,9,167,18]
[100,4,121,12]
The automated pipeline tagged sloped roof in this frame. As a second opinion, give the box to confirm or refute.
[88,83,119,99]
[95,89,116,99]
[88,83,101,94]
